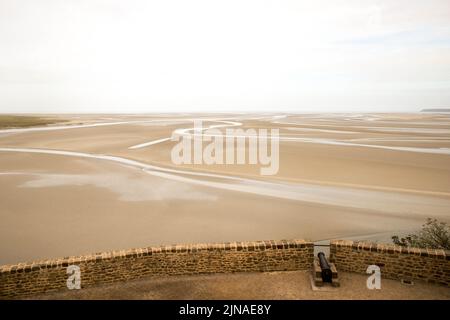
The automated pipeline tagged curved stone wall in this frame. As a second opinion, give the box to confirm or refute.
[0,239,313,299]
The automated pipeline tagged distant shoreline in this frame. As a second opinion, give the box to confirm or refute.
[421,108,450,113]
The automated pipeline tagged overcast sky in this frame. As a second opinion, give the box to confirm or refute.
[1,0,450,113]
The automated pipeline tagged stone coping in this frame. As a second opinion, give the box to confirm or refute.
[331,240,449,260]
[0,239,312,274]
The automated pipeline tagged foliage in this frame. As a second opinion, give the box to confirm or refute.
[392,218,450,250]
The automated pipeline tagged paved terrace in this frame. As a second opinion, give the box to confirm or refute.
[29,271,450,300]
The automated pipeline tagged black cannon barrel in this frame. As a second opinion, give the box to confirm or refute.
[318,252,332,282]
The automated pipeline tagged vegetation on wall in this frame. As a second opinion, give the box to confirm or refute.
[392,218,450,250]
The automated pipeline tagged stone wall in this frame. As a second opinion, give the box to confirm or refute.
[0,239,313,299]
[330,240,450,286]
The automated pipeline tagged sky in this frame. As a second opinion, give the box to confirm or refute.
[1,0,450,113]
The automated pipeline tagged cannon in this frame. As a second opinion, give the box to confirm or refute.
[317,252,332,283]
[312,250,340,287]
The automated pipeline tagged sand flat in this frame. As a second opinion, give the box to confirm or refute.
[1,113,449,265]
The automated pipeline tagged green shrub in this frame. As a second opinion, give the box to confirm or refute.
[392,218,450,250]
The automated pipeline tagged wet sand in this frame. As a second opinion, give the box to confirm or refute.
[1,113,449,265]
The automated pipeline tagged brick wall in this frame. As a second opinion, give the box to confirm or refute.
[330,240,450,286]
[0,239,313,299]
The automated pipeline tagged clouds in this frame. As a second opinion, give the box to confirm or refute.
[0,0,449,113]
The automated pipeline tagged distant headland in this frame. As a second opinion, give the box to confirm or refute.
[421,108,450,113]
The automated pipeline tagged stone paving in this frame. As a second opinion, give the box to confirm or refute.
[28,270,450,300]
